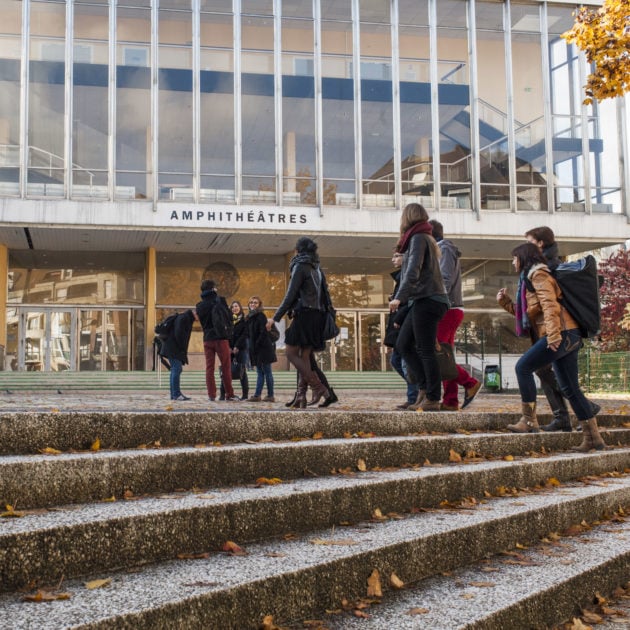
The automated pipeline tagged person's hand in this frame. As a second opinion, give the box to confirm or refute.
[389,299,400,312]
[548,339,561,351]
[265,319,274,331]
[393,323,400,329]
[496,288,508,302]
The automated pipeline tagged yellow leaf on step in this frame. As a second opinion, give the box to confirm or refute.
[367,569,382,597]
[85,578,112,590]
[90,438,100,452]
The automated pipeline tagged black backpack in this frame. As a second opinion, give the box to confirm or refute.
[154,313,178,340]
[553,255,601,338]
[211,300,234,340]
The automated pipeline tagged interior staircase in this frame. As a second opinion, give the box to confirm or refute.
[0,406,628,628]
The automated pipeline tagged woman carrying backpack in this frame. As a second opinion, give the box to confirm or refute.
[497,242,607,451]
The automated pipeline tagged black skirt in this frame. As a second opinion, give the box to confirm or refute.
[284,309,326,351]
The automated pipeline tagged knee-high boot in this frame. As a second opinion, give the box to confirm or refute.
[306,372,329,407]
[291,374,308,409]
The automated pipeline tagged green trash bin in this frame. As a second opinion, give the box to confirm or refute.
[484,364,500,390]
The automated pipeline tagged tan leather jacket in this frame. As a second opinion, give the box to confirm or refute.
[498,263,580,345]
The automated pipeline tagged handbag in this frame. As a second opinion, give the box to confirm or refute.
[435,341,458,381]
[322,309,340,341]
[268,322,280,342]
[231,358,244,379]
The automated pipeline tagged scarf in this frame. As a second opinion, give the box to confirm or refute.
[288,251,319,272]
[514,272,531,337]
[397,221,434,253]
[233,312,243,325]
[200,289,215,300]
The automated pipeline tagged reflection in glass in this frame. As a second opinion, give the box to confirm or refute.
[80,310,103,371]
[49,311,72,371]
[5,308,18,370]
[24,311,45,371]
[105,310,129,371]
[334,312,356,371]
[359,313,383,371]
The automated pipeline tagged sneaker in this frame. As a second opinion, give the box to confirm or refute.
[461,381,481,409]
[440,402,459,411]
[225,396,241,402]
[263,396,275,402]
[172,394,191,401]
[248,395,262,402]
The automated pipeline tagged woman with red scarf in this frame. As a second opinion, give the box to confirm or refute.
[389,203,449,411]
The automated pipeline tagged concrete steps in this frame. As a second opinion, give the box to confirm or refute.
[0,409,628,628]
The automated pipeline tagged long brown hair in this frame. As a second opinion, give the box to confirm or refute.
[400,202,429,235]
[511,242,547,273]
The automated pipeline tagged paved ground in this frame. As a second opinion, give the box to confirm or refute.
[0,386,628,415]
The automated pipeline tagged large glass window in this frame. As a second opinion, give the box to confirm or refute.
[158,6,193,200]
[282,16,316,205]
[0,0,21,196]
[116,6,151,200]
[200,11,235,201]
[73,2,109,198]
[399,1,432,208]
[476,0,510,210]
[437,0,472,209]
[28,1,66,197]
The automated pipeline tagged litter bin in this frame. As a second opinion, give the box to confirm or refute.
[484,364,501,390]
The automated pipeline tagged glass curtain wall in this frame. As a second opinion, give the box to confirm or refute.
[73,1,109,198]
[321,2,355,206]
[436,0,472,210]
[28,1,66,197]
[476,0,511,211]
[158,1,193,200]
[398,0,433,208]
[359,1,394,208]
[0,0,21,197]
[116,4,152,200]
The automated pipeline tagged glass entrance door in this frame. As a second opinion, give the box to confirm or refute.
[20,309,74,371]
[79,309,131,371]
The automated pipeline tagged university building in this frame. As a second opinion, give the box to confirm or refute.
[0,0,628,373]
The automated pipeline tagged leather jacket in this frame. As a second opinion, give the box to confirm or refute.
[273,259,323,321]
[395,233,447,304]
[498,263,580,345]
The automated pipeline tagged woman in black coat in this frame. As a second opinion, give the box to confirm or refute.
[246,296,277,402]
[220,300,249,400]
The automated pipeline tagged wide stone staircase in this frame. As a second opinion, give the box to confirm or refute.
[0,406,628,629]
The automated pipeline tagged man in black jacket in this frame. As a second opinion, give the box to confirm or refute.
[159,309,197,401]
[195,279,238,402]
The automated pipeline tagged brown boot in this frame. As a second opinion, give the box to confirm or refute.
[408,389,427,411]
[291,375,308,409]
[571,418,608,452]
[507,402,539,433]
[420,399,441,412]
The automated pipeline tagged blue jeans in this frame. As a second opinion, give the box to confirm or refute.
[515,329,592,421]
[255,363,274,397]
[391,350,419,404]
[396,297,449,402]
[169,358,183,399]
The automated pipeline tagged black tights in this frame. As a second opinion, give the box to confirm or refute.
[286,344,324,387]
[290,349,330,390]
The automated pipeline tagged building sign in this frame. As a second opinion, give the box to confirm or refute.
[167,206,321,230]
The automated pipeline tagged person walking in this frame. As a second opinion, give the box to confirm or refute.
[246,296,277,402]
[390,203,449,412]
[267,236,332,409]
[430,220,481,411]
[497,242,607,451]
[384,249,419,410]
[159,309,197,401]
[220,300,249,400]
[524,226,600,430]
[196,279,239,402]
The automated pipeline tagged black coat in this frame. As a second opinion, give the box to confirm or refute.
[273,253,323,321]
[231,314,249,363]
[247,310,277,366]
[196,291,230,342]
[384,270,412,348]
[160,310,194,364]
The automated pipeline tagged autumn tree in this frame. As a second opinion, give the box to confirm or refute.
[598,247,630,351]
[562,0,630,104]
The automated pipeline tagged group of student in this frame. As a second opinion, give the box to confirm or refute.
[159,204,608,452]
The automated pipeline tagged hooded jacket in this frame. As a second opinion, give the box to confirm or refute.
[436,238,463,308]
[498,263,580,345]
[159,310,194,364]
[273,252,324,321]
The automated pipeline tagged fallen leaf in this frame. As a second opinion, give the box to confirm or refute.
[90,438,101,452]
[310,538,358,546]
[461,593,475,599]
[23,590,72,602]
[84,578,111,590]
[503,454,514,461]
[469,581,496,588]
[367,569,382,598]
[260,614,281,630]
[39,447,62,455]
[449,449,462,462]
[222,541,247,556]
[357,458,367,472]
[177,552,211,560]
[312,431,324,440]
[372,508,386,521]
[102,496,116,502]
[581,610,603,624]
[569,618,593,629]
[390,573,405,589]
[255,477,283,485]
[406,607,429,615]
[1,504,24,518]
[546,476,561,487]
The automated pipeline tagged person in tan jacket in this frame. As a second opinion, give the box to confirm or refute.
[497,243,607,451]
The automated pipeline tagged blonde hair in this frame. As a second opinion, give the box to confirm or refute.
[248,295,263,309]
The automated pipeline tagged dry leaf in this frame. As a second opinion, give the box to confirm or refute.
[177,551,211,560]
[90,438,101,452]
[1,504,24,518]
[367,569,382,598]
[260,614,281,630]
[222,541,247,555]
[569,618,593,629]
[102,495,116,502]
[469,581,496,588]
[390,573,405,589]
[406,607,429,615]
[39,447,62,455]
[372,508,386,520]
[310,538,358,546]
[312,431,324,440]
[503,454,514,461]
[85,578,111,590]
[449,449,462,463]
[256,477,283,485]
[546,476,561,486]
[461,593,475,599]
[357,459,367,472]
[23,590,71,602]
[581,610,603,624]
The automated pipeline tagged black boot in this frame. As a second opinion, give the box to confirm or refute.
[541,413,573,432]
[285,391,298,408]
[318,387,339,408]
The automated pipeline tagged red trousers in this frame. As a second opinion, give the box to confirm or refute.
[203,339,233,399]
[436,308,478,407]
